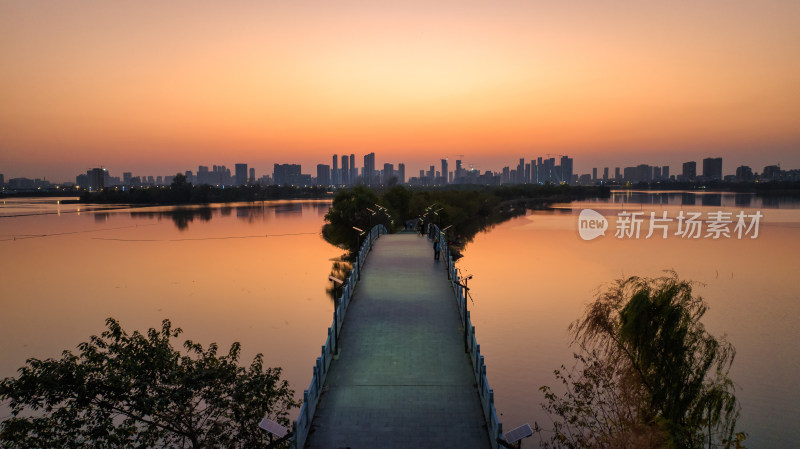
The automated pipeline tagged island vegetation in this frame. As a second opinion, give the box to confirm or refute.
[322,183,609,255]
[536,272,746,449]
[0,318,297,449]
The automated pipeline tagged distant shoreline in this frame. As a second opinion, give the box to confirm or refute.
[3,181,798,203]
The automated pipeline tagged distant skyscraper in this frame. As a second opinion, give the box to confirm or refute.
[683,161,697,181]
[123,172,132,186]
[536,157,543,183]
[364,153,376,186]
[543,158,555,183]
[516,158,525,184]
[349,154,357,184]
[636,164,651,182]
[592,167,598,181]
[341,154,349,185]
[662,166,669,179]
[735,165,753,182]
[398,163,405,184]
[560,156,573,184]
[624,166,636,182]
[455,160,462,181]
[383,163,394,184]
[273,164,301,186]
[703,157,722,180]
[603,167,609,181]
[235,163,248,186]
[332,154,339,185]
[441,159,448,185]
[249,167,255,184]
[317,164,331,186]
[86,168,106,191]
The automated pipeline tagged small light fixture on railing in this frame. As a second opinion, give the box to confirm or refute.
[501,423,533,448]
[258,417,293,447]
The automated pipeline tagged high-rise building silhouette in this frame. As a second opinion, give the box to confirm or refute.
[350,154,357,184]
[398,163,405,184]
[87,168,106,191]
[703,157,722,180]
[235,163,248,186]
[273,164,301,186]
[341,154,349,186]
[441,159,448,185]
[317,164,331,186]
[683,161,697,181]
[364,153,375,186]
[560,156,573,184]
[332,155,339,185]
[383,163,394,185]
[543,158,555,183]
[736,165,753,182]
[536,157,544,183]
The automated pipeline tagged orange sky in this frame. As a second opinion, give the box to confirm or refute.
[1,0,799,181]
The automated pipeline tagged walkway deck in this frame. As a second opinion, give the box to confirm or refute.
[305,233,491,448]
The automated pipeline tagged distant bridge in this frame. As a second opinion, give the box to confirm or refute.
[289,224,504,448]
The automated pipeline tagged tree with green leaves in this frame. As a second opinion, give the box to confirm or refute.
[0,318,298,448]
[539,272,745,449]
[322,186,381,253]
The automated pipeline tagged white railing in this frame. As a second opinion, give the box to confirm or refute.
[292,224,387,449]
[428,223,505,449]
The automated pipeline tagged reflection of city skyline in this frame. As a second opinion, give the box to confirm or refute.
[127,201,332,230]
[602,191,800,209]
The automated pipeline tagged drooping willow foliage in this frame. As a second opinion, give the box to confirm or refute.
[540,272,746,449]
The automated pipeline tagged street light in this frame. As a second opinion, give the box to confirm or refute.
[456,274,473,353]
[352,226,366,267]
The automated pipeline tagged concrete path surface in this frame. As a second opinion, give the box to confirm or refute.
[305,233,491,449]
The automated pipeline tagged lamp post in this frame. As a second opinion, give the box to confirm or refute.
[456,274,473,353]
[352,226,365,274]
[366,207,376,229]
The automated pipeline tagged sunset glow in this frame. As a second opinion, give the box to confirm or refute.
[2,1,799,180]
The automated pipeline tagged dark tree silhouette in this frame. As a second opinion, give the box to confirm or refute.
[539,272,745,449]
[0,318,298,448]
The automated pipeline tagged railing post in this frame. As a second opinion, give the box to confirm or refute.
[332,311,338,354]
[303,390,309,422]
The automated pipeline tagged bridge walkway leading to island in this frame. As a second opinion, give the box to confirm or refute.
[301,232,494,448]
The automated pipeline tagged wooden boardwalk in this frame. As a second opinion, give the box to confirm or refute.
[304,233,492,448]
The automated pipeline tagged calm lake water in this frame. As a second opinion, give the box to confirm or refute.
[1,192,798,448]
[459,191,800,448]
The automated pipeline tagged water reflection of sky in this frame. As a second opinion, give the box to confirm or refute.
[460,194,800,448]
[580,190,800,209]
[0,198,341,425]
